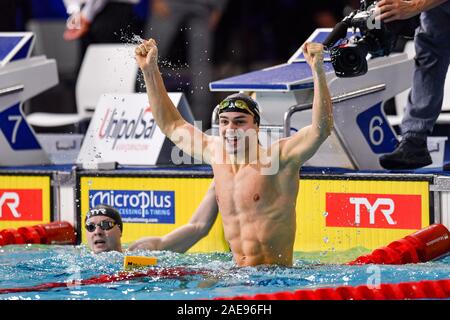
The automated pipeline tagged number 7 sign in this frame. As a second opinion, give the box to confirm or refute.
[0,103,41,150]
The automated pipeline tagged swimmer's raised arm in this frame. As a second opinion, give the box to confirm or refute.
[279,42,333,166]
[135,39,216,164]
[128,182,219,252]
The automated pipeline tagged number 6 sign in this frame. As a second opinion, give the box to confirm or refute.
[356,102,398,154]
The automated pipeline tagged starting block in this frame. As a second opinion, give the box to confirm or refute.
[0,32,58,166]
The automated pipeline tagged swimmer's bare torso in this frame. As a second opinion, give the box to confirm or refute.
[213,152,299,267]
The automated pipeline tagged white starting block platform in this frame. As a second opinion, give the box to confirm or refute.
[210,62,334,92]
[210,28,447,170]
[0,32,58,166]
[209,30,356,92]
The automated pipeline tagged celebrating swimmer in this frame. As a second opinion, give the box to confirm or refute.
[135,39,332,266]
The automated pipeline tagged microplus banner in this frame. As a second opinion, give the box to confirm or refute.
[89,189,175,224]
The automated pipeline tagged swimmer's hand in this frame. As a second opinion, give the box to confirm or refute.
[135,38,158,72]
[63,13,90,41]
[302,42,325,73]
[128,236,162,251]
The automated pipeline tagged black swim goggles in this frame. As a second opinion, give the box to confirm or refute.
[85,220,117,232]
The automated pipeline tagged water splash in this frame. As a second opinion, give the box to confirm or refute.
[1,245,449,300]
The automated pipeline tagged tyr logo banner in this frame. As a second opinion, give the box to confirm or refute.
[0,190,43,221]
[325,193,422,229]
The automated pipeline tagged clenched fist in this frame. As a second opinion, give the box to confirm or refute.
[302,42,325,72]
[135,38,159,72]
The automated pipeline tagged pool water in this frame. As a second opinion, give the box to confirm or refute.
[0,245,449,300]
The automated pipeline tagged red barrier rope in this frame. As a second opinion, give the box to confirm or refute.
[0,221,76,246]
[215,224,450,300]
[0,267,206,295]
[0,228,25,245]
[347,224,450,265]
[215,278,450,300]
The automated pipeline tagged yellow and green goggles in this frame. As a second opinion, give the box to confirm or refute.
[219,99,255,116]
[218,99,260,123]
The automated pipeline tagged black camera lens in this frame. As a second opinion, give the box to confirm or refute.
[342,51,359,67]
[330,43,369,77]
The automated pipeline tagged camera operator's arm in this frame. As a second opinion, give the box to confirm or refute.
[377,0,448,22]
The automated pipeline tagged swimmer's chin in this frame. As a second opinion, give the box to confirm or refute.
[93,248,108,254]
[92,243,111,254]
[225,146,244,156]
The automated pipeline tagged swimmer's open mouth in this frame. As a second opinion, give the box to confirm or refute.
[225,134,241,143]
[226,137,239,143]
[94,240,106,245]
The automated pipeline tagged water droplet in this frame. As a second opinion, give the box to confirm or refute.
[323,211,328,217]
[305,275,315,281]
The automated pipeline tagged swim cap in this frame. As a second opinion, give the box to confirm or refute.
[217,93,260,125]
[86,204,123,232]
